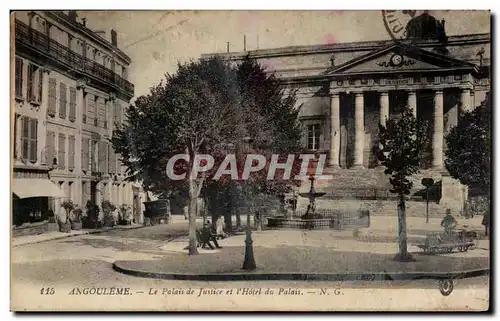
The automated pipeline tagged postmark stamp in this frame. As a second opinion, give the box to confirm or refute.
[382,10,448,40]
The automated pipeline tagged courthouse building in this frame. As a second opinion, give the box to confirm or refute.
[12,11,145,235]
[203,13,490,213]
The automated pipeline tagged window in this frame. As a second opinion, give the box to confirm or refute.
[45,131,56,165]
[15,57,23,99]
[58,133,66,169]
[27,64,42,103]
[59,83,67,119]
[21,117,37,163]
[47,78,57,117]
[307,124,321,150]
[122,66,127,80]
[68,135,75,171]
[69,87,76,122]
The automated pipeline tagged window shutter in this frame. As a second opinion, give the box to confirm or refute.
[48,78,57,117]
[45,131,55,165]
[58,133,66,169]
[37,68,43,102]
[13,114,17,159]
[59,83,67,119]
[21,117,29,160]
[28,118,37,163]
[113,102,119,126]
[27,65,34,101]
[98,141,105,172]
[69,87,76,122]
[82,138,89,171]
[90,140,97,172]
[109,145,116,174]
[68,135,75,170]
[107,144,113,174]
[82,93,87,124]
[15,58,23,98]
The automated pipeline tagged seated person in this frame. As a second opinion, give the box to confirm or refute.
[441,209,457,237]
[199,220,222,250]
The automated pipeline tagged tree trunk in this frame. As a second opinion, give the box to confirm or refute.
[187,179,199,255]
[224,206,232,233]
[235,207,241,229]
[395,196,412,261]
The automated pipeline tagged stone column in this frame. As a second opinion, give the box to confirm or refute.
[432,90,444,170]
[461,88,472,112]
[329,93,341,168]
[353,92,364,169]
[408,90,417,117]
[379,92,389,126]
[377,92,389,168]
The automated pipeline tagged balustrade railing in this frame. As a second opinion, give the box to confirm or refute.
[15,19,134,98]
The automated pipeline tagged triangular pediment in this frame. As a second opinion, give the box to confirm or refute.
[325,43,477,75]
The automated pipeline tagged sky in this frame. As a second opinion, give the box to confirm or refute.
[81,10,490,98]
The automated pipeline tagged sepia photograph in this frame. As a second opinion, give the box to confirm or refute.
[9,8,491,312]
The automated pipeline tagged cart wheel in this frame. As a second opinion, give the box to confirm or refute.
[438,279,454,296]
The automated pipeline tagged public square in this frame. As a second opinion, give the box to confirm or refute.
[11,215,490,311]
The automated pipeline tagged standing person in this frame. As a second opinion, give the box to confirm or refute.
[481,209,490,237]
[216,216,227,239]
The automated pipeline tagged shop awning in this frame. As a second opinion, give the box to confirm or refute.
[12,179,66,199]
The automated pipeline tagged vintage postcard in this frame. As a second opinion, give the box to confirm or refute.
[10,10,491,312]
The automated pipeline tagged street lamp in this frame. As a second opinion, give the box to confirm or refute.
[242,136,256,271]
[421,178,434,224]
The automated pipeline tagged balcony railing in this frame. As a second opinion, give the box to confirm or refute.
[15,19,134,99]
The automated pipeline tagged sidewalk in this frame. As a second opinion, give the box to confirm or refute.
[113,230,490,281]
[12,224,144,247]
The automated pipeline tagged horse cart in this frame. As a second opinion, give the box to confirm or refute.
[416,229,478,254]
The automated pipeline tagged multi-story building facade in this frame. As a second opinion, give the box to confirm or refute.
[203,13,490,214]
[12,11,144,235]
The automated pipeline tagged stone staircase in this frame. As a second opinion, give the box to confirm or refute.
[296,167,450,217]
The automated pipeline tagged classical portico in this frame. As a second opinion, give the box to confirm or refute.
[327,87,474,170]
[293,42,487,171]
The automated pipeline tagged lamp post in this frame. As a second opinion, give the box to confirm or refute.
[421,178,434,224]
[242,136,256,271]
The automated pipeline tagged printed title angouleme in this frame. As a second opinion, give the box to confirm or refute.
[165,154,333,181]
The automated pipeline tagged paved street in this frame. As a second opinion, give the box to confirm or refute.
[11,221,490,311]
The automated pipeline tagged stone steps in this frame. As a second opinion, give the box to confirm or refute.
[296,199,448,217]
[302,167,445,199]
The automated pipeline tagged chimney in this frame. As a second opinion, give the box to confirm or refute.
[111,29,117,47]
[68,10,78,22]
[81,18,87,27]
